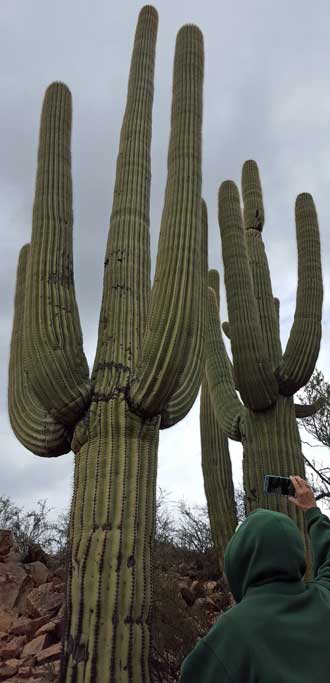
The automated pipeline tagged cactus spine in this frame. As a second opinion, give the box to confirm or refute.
[8,7,205,681]
[206,160,323,580]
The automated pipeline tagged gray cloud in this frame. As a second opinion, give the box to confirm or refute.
[1,0,330,522]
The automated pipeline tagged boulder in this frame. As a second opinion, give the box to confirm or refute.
[25,562,49,587]
[36,641,62,663]
[9,614,52,639]
[34,620,57,637]
[0,635,26,660]
[0,564,29,611]
[23,583,64,619]
[0,657,19,679]
[17,664,33,677]
[0,531,22,564]
[0,609,15,633]
[21,632,52,659]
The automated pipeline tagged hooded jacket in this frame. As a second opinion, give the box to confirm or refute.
[180,506,330,682]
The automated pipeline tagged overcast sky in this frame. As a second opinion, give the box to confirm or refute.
[1,0,330,524]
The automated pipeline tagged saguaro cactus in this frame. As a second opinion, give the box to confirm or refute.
[200,269,238,574]
[8,7,205,681]
[205,160,323,579]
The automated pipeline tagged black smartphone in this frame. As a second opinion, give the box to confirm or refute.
[264,475,295,497]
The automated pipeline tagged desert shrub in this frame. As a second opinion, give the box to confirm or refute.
[0,495,69,563]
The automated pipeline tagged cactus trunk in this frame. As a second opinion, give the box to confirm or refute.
[241,396,313,579]
[62,402,159,681]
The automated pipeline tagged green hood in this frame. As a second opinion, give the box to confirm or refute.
[224,508,307,603]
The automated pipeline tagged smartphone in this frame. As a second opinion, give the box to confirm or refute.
[264,475,295,497]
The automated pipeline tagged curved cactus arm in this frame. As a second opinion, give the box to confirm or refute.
[206,287,243,441]
[218,180,279,410]
[242,161,282,368]
[277,193,323,395]
[295,396,325,418]
[160,198,207,429]
[8,245,72,456]
[130,25,204,416]
[92,7,158,394]
[24,83,91,427]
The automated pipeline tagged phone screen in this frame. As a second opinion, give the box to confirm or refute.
[264,475,295,497]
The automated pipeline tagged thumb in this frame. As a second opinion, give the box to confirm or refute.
[288,496,297,506]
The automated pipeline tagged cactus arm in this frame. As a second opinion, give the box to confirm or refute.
[160,198,207,429]
[200,376,238,572]
[295,396,325,418]
[130,25,204,416]
[277,193,323,395]
[8,245,72,456]
[218,180,279,410]
[273,297,282,349]
[24,83,91,427]
[242,161,282,367]
[92,7,158,394]
[206,286,243,441]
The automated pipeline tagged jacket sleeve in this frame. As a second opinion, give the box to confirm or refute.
[305,506,330,591]
[180,638,233,682]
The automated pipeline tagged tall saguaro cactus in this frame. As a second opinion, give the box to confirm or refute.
[8,7,205,681]
[206,160,323,579]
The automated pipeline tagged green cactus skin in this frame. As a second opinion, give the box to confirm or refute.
[206,160,323,581]
[8,7,205,681]
[200,269,238,573]
[8,245,72,455]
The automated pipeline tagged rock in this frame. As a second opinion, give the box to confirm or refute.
[21,632,52,659]
[190,580,205,598]
[34,620,56,637]
[0,635,26,659]
[19,655,36,668]
[205,580,217,593]
[180,586,196,606]
[0,609,15,633]
[47,566,65,585]
[205,597,219,612]
[0,531,22,564]
[36,641,62,663]
[192,597,208,610]
[0,657,19,680]
[17,665,33,677]
[9,614,52,639]
[13,576,35,617]
[24,583,64,619]
[0,564,29,611]
[25,562,49,588]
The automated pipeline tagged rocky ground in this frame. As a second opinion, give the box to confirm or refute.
[0,530,235,682]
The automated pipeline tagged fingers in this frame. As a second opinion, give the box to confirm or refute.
[290,475,305,490]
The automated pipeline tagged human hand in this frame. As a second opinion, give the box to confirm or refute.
[288,475,317,512]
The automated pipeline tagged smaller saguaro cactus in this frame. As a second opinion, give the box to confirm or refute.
[205,160,323,579]
[200,269,238,574]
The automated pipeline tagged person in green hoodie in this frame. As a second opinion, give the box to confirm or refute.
[180,475,330,682]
